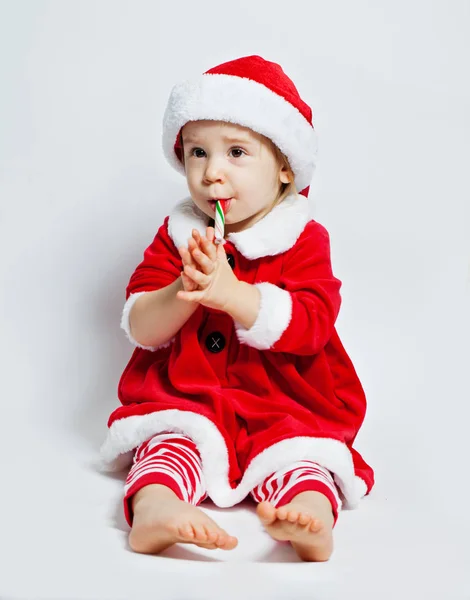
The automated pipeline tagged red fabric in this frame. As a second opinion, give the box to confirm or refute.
[250,461,341,526]
[123,433,207,526]
[109,217,374,495]
[275,481,340,527]
[124,433,341,528]
[205,55,313,127]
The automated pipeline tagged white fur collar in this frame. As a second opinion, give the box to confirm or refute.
[167,193,311,259]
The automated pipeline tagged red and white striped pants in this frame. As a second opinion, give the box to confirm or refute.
[124,433,341,527]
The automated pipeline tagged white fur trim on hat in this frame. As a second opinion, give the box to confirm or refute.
[162,74,318,193]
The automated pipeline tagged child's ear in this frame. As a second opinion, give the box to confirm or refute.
[279,166,291,184]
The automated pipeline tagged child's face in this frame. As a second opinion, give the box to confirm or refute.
[181,120,291,234]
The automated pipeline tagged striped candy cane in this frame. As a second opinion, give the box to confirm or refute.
[214,200,225,244]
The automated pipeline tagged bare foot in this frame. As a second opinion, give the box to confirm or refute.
[129,484,238,554]
[256,491,335,561]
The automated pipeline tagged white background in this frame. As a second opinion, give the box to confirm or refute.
[1,1,469,598]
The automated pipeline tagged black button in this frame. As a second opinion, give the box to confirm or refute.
[226,253,235,269]
[205,332,226,353]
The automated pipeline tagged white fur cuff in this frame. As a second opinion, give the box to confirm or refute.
[234,283,292,350]
[120,292,175,352]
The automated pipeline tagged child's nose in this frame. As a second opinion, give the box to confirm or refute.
[203,157,226,183]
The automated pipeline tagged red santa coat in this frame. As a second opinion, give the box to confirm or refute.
[100,193,374,510]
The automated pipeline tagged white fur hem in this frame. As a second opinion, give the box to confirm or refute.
[120,292,175,351]
[234,283,292,349]
[99,410,368,510]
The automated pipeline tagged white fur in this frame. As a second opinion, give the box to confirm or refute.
[162,74,318,193]
[120,292,175,352]
[123,193,309,350]
[99,410,368,509]
[168,192,311,259]
[235,283,292,349]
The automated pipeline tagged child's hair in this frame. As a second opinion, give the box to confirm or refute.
[179,129,298,212]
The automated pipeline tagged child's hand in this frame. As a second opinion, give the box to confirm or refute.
[178,242,199,292]
[177,229,209,292]
[177,227,240,312]
[177,228,216,292]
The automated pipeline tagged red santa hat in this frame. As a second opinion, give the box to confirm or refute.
[162,55,318,198]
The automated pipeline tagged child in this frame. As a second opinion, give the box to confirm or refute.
[100,55,374,562]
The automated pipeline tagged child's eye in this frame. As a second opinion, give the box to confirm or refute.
[230,148,246,158]
[188,147,246,158]
[190,148,206,158]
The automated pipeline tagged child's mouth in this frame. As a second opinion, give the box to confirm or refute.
[208,199,232,213]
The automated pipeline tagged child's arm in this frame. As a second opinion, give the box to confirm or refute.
[223,281,261,330]
[129,277,198,348]
[178,223,341,356]
[122,217,201,349]
[234,222,342,355]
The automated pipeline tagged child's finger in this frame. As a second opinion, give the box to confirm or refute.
[192,229,203,247]
[216,241,228,262]
[184,264,208,287]
[177,289,204,304]
[201,235,217,262]
[188,236,197,251]
[191,247,215,275]
[206,227,215,243]
[178,246,192,266]
[194,229,212,258]
[187,237,202,262]
[181,271,198,291]
[179,247,199,277]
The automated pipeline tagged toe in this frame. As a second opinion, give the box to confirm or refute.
[224,535,239,550]
[309,519,323,533]
[195,542,218,550]
[193,525,208,542]
[276,507,288,520]
[256,501,277,525]
[205,528,219,543]
[287,510,298,523]
[298,512,311,526]
[216,531,238,550]
[178,524,195,540]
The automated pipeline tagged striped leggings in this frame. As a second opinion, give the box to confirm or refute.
[124,433,341,527]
